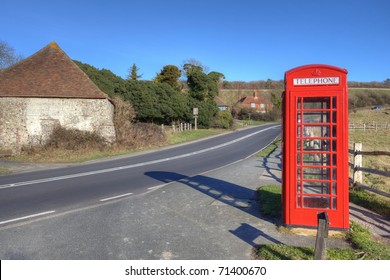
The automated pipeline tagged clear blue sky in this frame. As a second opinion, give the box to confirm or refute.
[1,0,389,82]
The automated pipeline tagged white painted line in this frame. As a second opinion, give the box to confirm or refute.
[147,184,168,190]
[0,210,56,225]
[99,192,133,202]
[0,125,281,190]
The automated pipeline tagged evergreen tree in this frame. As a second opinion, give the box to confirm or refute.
[127,63,142,81]
[155,65,182,91]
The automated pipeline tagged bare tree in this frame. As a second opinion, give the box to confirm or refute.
[181,58,209,77]
[0,40,23,69]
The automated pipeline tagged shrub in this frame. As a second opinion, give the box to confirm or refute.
[129,123,166,148]
[111,96,136,145]
[213,110,233,129]
[45,126,106,150]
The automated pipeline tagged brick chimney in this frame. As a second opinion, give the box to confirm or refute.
[253,90,258,99]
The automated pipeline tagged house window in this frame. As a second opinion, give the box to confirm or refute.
[260,103,265,109]
[250,102,256,108]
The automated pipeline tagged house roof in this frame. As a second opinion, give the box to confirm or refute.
[241,91,272,106]
[214,96,228,107]
[0,41,109,99]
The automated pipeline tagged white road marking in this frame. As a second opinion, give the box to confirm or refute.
[0,210,56,225]
[99,192,133,202]
[147,184,168,190]
[0,125,281,189]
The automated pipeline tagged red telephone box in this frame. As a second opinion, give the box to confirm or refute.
[282,64,349,230]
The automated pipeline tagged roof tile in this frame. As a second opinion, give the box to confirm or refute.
[0,41,108,99]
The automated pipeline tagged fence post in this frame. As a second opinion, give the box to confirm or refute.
[314,212,329,260]
[353,143,363,186]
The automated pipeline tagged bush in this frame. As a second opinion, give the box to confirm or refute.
[45,126,106,150]
[129,123,166,148]
[238,107,281,122]
[213,110,233,129]
[111,96,136,145]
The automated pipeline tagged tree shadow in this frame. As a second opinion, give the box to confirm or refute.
[257,148,282,183]
[349,205,390,239]
[146,171,257,213]
[229,223,281,247]
[145,171,281,246]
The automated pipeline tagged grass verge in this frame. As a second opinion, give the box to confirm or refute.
[256,138,281,158]
[166,129,228,145]
[350,188,390,217]
[0,167,10,175]
[8,128,229,164]
[256,185,390,260]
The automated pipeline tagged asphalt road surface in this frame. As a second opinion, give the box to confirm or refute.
[0,124,280,229]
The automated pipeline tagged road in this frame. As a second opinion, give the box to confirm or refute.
[0,124,280,228]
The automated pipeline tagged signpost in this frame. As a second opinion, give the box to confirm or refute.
[193,108,198,130]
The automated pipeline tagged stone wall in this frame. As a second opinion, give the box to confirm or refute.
[0,97,116,152]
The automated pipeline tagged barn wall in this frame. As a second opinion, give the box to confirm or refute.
[0,97,116,152]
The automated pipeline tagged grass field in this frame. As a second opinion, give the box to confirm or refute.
[256,185,390,260]
[348,106,389,186]
[348,106,390,216]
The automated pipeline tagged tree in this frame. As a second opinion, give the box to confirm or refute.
[270,92,282,109]
[155,65,182,91]
[127,63,142,81]
[182,58,209,77]
[187,70,210,101]
[74,60,127,97]
[0,40,23,69]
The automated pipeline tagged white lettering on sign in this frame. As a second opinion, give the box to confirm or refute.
[293,77,340,86]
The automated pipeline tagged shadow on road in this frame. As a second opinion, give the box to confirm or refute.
[145,171,281,246]
[256,148,282,183]
[229,223,281,246]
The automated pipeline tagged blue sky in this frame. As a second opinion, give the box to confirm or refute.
[1,0,389,82]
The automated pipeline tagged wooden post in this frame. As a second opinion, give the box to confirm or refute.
[314,212,329,260]
[353,143,363,185]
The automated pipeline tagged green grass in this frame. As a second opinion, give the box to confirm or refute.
[350,188,390,217]
[348,106,390,216]
[257,185,282,219]
[256,138,281,158]
[0,167,10,175]
[166,129,227,145]
[256,185,390,260]
[233,120,266,128]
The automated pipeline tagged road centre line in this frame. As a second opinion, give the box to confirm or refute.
[99,192,133,202]
[0,125,280,190]
[0,210,56,226]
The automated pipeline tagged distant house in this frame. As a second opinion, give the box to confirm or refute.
[240,90,273,113]
[0,41,116,152]
[214,96,229,111]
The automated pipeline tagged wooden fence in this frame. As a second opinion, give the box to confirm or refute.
[161,123,193,133]
[349,122,389,131]
[349,143,390,198]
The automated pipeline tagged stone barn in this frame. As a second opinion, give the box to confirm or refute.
[0,41,116,152]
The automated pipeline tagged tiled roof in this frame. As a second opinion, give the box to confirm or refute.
[214,96,228,106]
[0,41,108,99]
[241,96,272,105]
